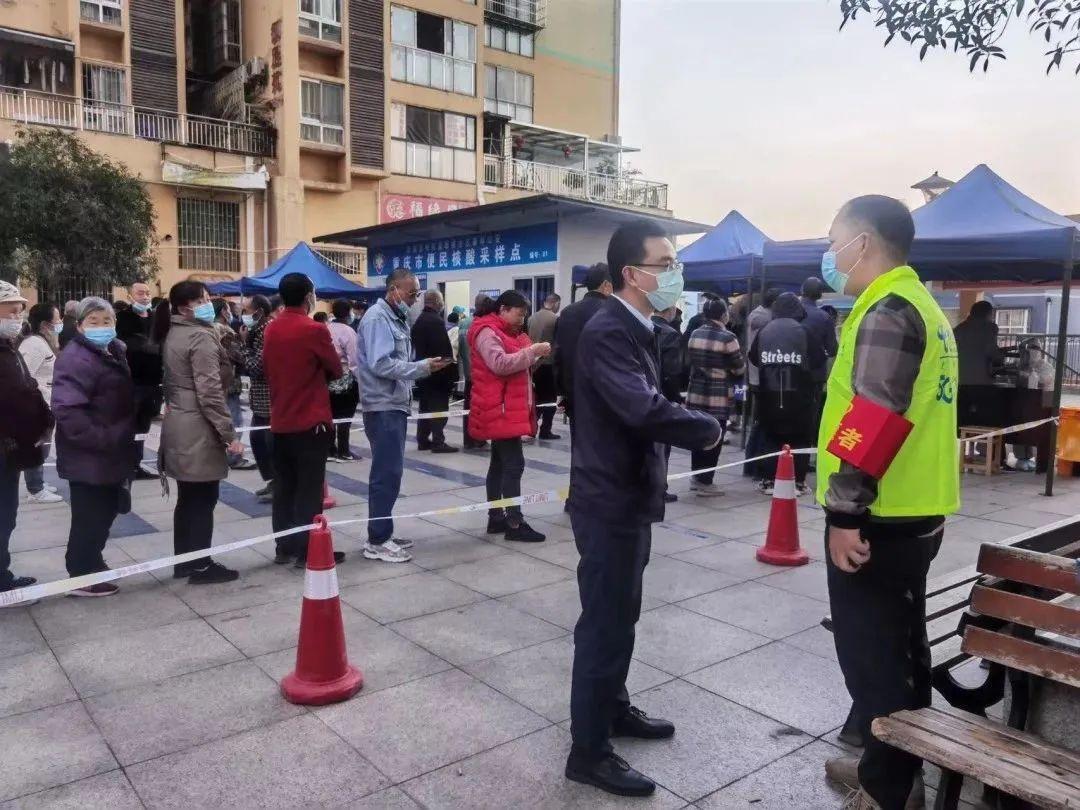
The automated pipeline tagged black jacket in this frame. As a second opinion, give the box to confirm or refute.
[553,291,606,409]
[651,315,684,403]
[410,306,457,390]
[750,314,813,431]
[0,340,53,470]
[799,296,838,383]
[58,316,78,350]
[569,298,721,524]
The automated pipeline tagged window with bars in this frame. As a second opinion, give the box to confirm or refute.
[178,198,241,274]
[301,79,345,145]
[484,22,533,57]
[318,247,365,275]
[995,307,1031,335]
[299,0,341,43]
[82,64,128,134]
[390,102,476,183]
[390,6,475,96]
[81,0,122,25]
[483,64,532,123]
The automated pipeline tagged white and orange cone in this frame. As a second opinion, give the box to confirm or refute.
[756,445,809,566]
[280,516,362,705]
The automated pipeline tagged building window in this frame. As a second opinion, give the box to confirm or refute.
[81,64,128,134]
[318,247,365,275]
[80,0,122,25]
[995,307,1030,335]
[484,23,533,57]
[299,0,341,43]
[390,102,476,183]
[390,6,476,96]
[483,64,532,123]
[178,198,241,274]
[300,79,344,145]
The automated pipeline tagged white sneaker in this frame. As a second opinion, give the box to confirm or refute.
[689,481,725,497]
[394,537,414,550]
[43,483,58,494]
[362,540,412,563]
[25,489,63,504]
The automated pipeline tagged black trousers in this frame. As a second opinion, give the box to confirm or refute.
[249,413,274,482]
[759,415,812,484]
[329,381,360,456]
[0,455,18,586]
[416,384,450,447]
[173,480,220,575]
[827,518,944,810]
[486,438,525,520]
[569,509,651,760]
[462,380,480,446]
[533,365,557,435]
[66,482,122,577]
[132,385,161,473]
[271,427,330,557]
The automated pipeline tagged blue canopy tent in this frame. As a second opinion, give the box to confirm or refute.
[206,242,382,300]
[677,210,780,295]
[763,164,1080,493]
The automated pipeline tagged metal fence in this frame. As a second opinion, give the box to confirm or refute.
[483,155,669,211]
[998,333,1080,387]
[0,86,274,158]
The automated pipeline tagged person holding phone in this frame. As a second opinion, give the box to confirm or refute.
[357,269,450,563]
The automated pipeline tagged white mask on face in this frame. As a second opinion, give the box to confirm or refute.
[0,317,23,340]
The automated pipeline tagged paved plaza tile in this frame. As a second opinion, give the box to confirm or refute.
[1,415,1071,808]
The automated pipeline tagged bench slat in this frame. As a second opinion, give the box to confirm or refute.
[872,710,1080,810]
[961,626,1080,689]
[897,708,1080,785]
[970,584,1080,639]
[978,546,1080,596]
[931,705,1080,772]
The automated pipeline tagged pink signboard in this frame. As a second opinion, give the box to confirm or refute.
[380,193,477,223]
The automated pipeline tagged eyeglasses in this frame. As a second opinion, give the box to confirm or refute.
[634,260,684,275]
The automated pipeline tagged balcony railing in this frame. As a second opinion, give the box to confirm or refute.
[0,86,275,157]
[484,155,669,211]
[484,0,546,31]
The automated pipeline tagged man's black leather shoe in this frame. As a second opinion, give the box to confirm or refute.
[611,706,675,739]
[565,752,655,797]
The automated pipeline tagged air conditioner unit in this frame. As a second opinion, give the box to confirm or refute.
[208,0,242,75]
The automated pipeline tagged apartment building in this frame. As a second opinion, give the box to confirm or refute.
[0,0,670,300]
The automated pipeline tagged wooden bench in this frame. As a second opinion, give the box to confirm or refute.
[823,516,1080,747]
[873,544,1080,810]
[959,426,1004,475]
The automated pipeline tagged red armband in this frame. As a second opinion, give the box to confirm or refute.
[826,395,913,479]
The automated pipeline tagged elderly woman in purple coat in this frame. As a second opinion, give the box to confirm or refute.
[51,296,136,597]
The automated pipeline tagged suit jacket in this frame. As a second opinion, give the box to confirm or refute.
[569,298,721,524]
[553,291,606,408]
[651,315,684,403]
[411,307,457,391]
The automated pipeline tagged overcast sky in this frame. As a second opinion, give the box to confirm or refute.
[618,0,1080,239]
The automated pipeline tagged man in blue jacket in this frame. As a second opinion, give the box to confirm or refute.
[565,221,722,797]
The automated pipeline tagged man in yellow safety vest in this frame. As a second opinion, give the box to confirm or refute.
[816,195,959,810]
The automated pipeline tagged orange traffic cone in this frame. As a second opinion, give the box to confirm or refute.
[322,480,337,510]
[280,516,363,705]
[756,445,809,566]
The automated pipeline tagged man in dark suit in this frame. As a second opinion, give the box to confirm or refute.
[553,264,611,418]
[410,289,458,453]
[565,221,722,797]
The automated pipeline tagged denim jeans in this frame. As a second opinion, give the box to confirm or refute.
[363,410,407,545]
[227,393,243,465]
[23,465,44,495]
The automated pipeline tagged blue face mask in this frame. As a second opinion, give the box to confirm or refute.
[192,302,216,323]
[132,301,150,314]
[83,326,116,347]
[241,314,255,328]
[635,262,685,313]
[52,322,64,335]
[821,233,866,295]
[394,301,410,318]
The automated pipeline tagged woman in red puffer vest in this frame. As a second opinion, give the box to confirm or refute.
[467,290,551,543]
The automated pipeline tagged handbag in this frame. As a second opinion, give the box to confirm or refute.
[328,369,355,395]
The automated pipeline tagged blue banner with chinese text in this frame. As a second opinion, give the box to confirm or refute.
[368,222,558,276]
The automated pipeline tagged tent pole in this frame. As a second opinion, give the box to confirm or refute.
[1044,255,1074,496]
[742,272,753,450]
